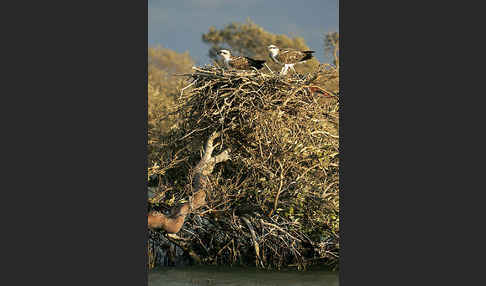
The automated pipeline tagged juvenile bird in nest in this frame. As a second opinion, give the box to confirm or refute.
[267,45,315,75]
[218,49,266,70]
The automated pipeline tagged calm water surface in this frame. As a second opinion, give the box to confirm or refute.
[148,265,339,286]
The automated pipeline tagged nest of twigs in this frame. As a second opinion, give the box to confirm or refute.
[148,64,339,270]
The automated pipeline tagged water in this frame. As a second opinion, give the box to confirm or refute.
[148,265,339,286]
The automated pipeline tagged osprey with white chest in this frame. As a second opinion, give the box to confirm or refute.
[218,50,266,70]
[267,45,315,75]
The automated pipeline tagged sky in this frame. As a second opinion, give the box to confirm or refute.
[148,0,339,65]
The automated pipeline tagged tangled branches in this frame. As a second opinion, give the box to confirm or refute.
[148,64,339,270]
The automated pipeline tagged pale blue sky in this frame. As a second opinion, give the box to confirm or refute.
[148,0,339,65]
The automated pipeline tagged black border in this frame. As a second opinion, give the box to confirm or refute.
[11,1,149,285]
[339,1,476,285]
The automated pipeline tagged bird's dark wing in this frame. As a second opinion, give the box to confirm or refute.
[230,56,265,70]
[244,57,265,69]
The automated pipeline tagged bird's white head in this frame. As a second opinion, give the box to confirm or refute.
[218,49,232,61]
[267,45,279,57]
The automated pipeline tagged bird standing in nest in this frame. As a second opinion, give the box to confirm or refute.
[267,45,315,75]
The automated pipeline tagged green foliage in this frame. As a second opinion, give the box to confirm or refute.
[202,19,320,73]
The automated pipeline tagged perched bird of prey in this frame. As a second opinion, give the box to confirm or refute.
[267,45,315,75]
[218,50,266,70]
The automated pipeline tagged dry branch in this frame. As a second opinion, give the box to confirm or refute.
[148,131,230,233]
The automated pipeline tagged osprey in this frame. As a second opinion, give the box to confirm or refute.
[218,50,266,70]
[267,45,315,75]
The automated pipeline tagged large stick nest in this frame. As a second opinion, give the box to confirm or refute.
[148,64,339,270]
